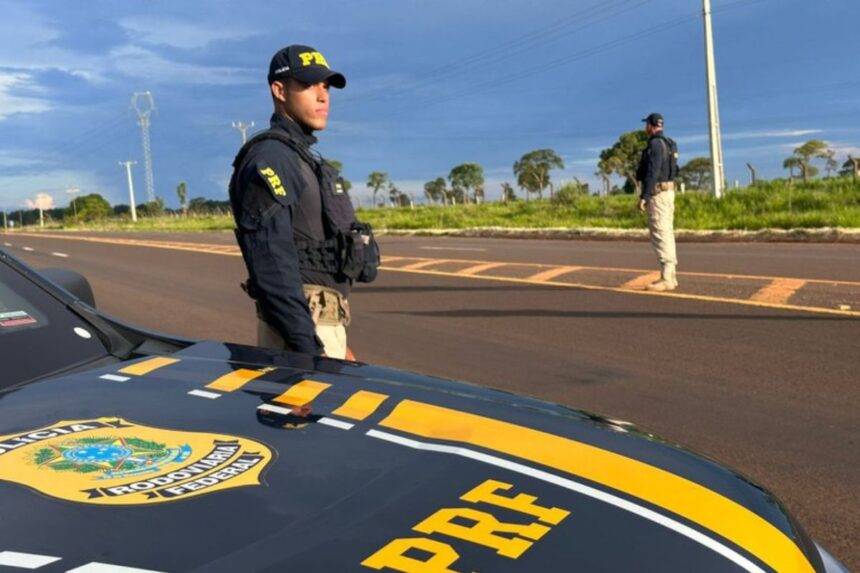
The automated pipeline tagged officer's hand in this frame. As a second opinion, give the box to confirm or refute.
[638,199,647,212]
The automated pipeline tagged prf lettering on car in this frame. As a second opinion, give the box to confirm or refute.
[258,167,287,197]
[299,51,329,68]
[362,479,570,572]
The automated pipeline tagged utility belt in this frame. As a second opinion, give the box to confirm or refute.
[296,222,380,283]
[654,181,676,194]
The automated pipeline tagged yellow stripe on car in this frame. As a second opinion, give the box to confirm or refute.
[378,400,814,573]
[118,357,180,376]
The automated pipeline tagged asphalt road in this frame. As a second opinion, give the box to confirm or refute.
[4,231,859,569]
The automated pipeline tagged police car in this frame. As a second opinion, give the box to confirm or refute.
[0,248,848,573]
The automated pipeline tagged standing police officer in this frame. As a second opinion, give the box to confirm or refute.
[636,112,679,292]
[229,45,378,358]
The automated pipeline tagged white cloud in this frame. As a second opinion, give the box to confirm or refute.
[0,170,112,211]
[0,73,51,120]
[119,17,254,50]
[25,192,55,210]
[107,45,255,86]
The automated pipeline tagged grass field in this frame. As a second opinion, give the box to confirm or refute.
[13,178,860,233]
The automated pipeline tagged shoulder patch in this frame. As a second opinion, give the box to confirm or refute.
[258,166,288,197]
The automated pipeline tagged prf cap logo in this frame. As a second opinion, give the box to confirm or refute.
[299,51,329,68]
[0,418,274,505]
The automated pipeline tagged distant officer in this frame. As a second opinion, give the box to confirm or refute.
[229,45,379,358]
[636,112,680,292]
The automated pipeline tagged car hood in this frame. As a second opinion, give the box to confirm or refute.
[0,341,823,573]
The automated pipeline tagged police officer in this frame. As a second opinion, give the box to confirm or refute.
[229,45,378,358]
[636,112,679,292]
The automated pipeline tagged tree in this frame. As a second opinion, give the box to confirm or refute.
[597,130,649,194]
[424,177,447,205]
[366,171,388,208]
[501,182,517,203]
[678,157,712,191]
[513,149,564,201]
[137,197,165,217]
[783,157,801,181]
[66,193,111,222]
[823,151,838,178]
[790,140,832,182]
[176,182,188,215]
[448,163,484,204]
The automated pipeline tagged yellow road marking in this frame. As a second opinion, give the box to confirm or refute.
[206,368,268,392]
[622,271,661,290]
[119,356,180,376]
[457,262,507,276]
[13,233,859,317]
[379,400,815,573]
[332,390,389,421]
[272,379,331,407]
[526,265,581,282]
[382,265,860,318]
[399,259,450,270]
[750,278,808,305]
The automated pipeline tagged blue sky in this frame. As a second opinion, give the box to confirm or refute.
[0,0,858,212]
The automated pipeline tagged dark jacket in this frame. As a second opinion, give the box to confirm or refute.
[229,114,349,355]
[636,132,672,201]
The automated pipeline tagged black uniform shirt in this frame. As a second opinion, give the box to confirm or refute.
[637,133,671,201]
[230,114,346,355]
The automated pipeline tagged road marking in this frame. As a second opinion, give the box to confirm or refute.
[188,389,221,400]
[457,261,507,276]
[622,271,661,290]
[526,265,581,282]
[420,246,487,252]
[399,259,451,270]
[3,242,12,247]
[99,374,131,383]
[273,379,331,407]
[366,430,768,573]
[119,357,180,376]
[376,400,813,573]
[22,246,34,252]
[0,551,61,568]
[750,278,807,305]
[332,390,389,421]
[51,252,69,258]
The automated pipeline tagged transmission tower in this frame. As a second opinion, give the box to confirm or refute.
[232,121,255,144]
[703,0,725,199]
[132,91,156,204]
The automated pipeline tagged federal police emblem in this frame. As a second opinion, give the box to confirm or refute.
[0,417,274,505]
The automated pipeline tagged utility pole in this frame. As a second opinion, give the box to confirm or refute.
[119,161,139,222]
[2,210,7,232]
[746,163,757,186]
[66,186,80,219]
[850,156,860,183]
[232,121,255,144]
[132,91,156,204]
[703,0,725,199]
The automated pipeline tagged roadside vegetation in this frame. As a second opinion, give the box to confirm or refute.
[4,138,858,233]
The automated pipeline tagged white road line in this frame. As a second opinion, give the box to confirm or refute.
[257,404,294,416]
[51,252,69,258]
[22,247,34,252]
[0,551,61,569]
[419,246,487,252]
[366,430,767,573]
[99,374,131,383]
[187,389,221,400]
[66,563,169,573]
[318,417,354,431]
[3,242,11,247]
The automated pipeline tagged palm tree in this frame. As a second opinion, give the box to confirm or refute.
[366,172,388,208]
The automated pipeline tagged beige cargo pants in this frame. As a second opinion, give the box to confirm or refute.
[258,285,351,359]
[647,185,678,283]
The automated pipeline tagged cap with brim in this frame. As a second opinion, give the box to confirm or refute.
[642,113,664,126]
[267,44,347,89]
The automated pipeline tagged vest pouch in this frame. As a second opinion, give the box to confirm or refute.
[339,230,365,281]
[351,222,379,283]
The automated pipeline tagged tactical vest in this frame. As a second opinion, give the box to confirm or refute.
[654,134,680,181]
[231,129,379,283]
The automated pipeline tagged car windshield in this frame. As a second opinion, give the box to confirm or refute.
[0,257,110,389]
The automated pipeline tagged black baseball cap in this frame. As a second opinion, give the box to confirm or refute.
[267,44,346,88]
[642,113,664,127]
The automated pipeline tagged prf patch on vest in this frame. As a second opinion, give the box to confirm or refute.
[258,166,287,197]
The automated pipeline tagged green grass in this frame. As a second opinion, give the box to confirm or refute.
[20,178,860,233]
